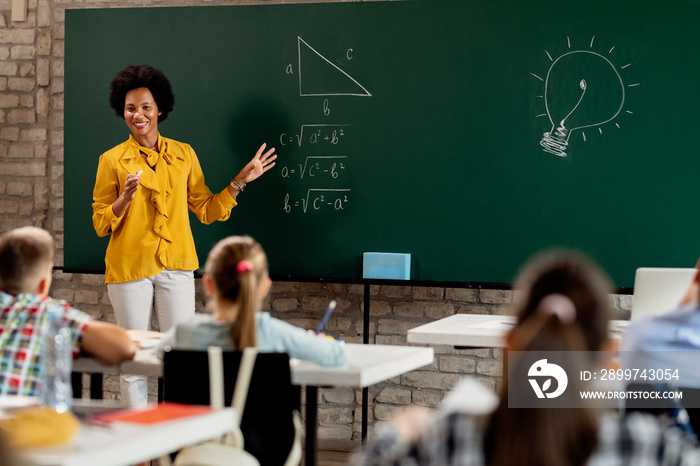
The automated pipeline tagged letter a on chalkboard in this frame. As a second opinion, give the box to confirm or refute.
[298,36,372,97]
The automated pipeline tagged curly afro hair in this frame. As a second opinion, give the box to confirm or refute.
[109,65,175,122]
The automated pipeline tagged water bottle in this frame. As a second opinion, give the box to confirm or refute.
[42,306,73,413]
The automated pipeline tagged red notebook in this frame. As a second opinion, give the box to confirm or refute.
[94,402,214,424]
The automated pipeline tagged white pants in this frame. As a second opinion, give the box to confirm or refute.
[107,269,195,407]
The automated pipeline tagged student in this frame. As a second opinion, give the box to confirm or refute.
[621,265,700,431]
[622,267,700,379]
[93,64,277,405]
[156,235,347,366]
[352,250,700,466]
[0,226,136,397]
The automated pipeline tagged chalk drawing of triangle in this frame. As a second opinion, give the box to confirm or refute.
[298,36,372,97]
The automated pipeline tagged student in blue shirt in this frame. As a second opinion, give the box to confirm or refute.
[157,235,347,366]
[622,267,700,383]
[621,267,700,433]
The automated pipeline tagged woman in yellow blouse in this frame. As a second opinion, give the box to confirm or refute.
[92,64,277,406]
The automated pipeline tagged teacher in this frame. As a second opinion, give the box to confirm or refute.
[92,64,277,406]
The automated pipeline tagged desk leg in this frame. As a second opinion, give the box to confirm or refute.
[71,372,82,398]
[71,373,104,400]
[362,386,369,442]
[305,386,318,466]
[90,374,103,399]
[158,377,164,402]
[363,284,370,345]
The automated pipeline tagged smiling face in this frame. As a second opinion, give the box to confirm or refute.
[124,87,161,147]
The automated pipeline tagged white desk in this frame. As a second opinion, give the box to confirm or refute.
[73,349,162,378]
[291,344,434,387]
[407,314,629,348]
[73,343,435,387]
[294,344,433,466]
[73,343,434,466]
[17,405,236,466]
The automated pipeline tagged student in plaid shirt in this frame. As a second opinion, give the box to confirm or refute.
[353,251,700,466]
[0,226,136,397]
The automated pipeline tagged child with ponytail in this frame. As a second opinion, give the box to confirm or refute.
[157,235,347,366]
[353,250,700,466]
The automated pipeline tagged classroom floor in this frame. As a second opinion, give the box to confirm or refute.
[303,439,357,466]
[312,449,352,466]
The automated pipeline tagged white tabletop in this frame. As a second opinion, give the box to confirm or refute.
[17,405,236,466]
[70,341,432,466]
[74,343,435,389]
[407,314,630,348]
[290,343,434,387]
[73,349,162,378]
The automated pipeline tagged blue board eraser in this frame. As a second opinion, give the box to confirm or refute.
[363,252,411,280]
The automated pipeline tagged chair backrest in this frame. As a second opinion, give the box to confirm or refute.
[624,382,677,414]
[163,350,300,466]
[680,387,700,435]
[625,383,700,436]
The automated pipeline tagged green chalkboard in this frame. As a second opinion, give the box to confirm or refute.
[65,0,700,288]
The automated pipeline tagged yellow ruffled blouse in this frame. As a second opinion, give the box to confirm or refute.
[92,135,237,284]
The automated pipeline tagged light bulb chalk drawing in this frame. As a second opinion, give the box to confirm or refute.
[532,37,640,158]
[540,50,624,157]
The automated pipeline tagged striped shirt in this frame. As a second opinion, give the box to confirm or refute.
[0,292,91,396]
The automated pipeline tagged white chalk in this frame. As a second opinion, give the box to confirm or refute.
[136,170,143,177]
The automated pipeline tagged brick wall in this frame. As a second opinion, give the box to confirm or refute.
[0,0,633,442]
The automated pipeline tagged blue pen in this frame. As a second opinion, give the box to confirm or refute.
[316,300,337,333]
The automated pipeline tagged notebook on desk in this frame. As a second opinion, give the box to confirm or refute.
[631,267,698,320]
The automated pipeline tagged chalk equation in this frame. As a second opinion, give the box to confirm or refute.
[279,36,370,215]
[281,156,347,179]
[284,189,351,214]
[279,124,350,147]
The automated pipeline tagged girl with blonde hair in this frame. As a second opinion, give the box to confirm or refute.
[157,236,347,366]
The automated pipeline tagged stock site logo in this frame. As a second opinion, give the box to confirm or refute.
[528,359,568,399]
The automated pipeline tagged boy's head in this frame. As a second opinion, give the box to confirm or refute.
[0,226,55,296]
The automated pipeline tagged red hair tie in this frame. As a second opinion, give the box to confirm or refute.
[236,260,254,274]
